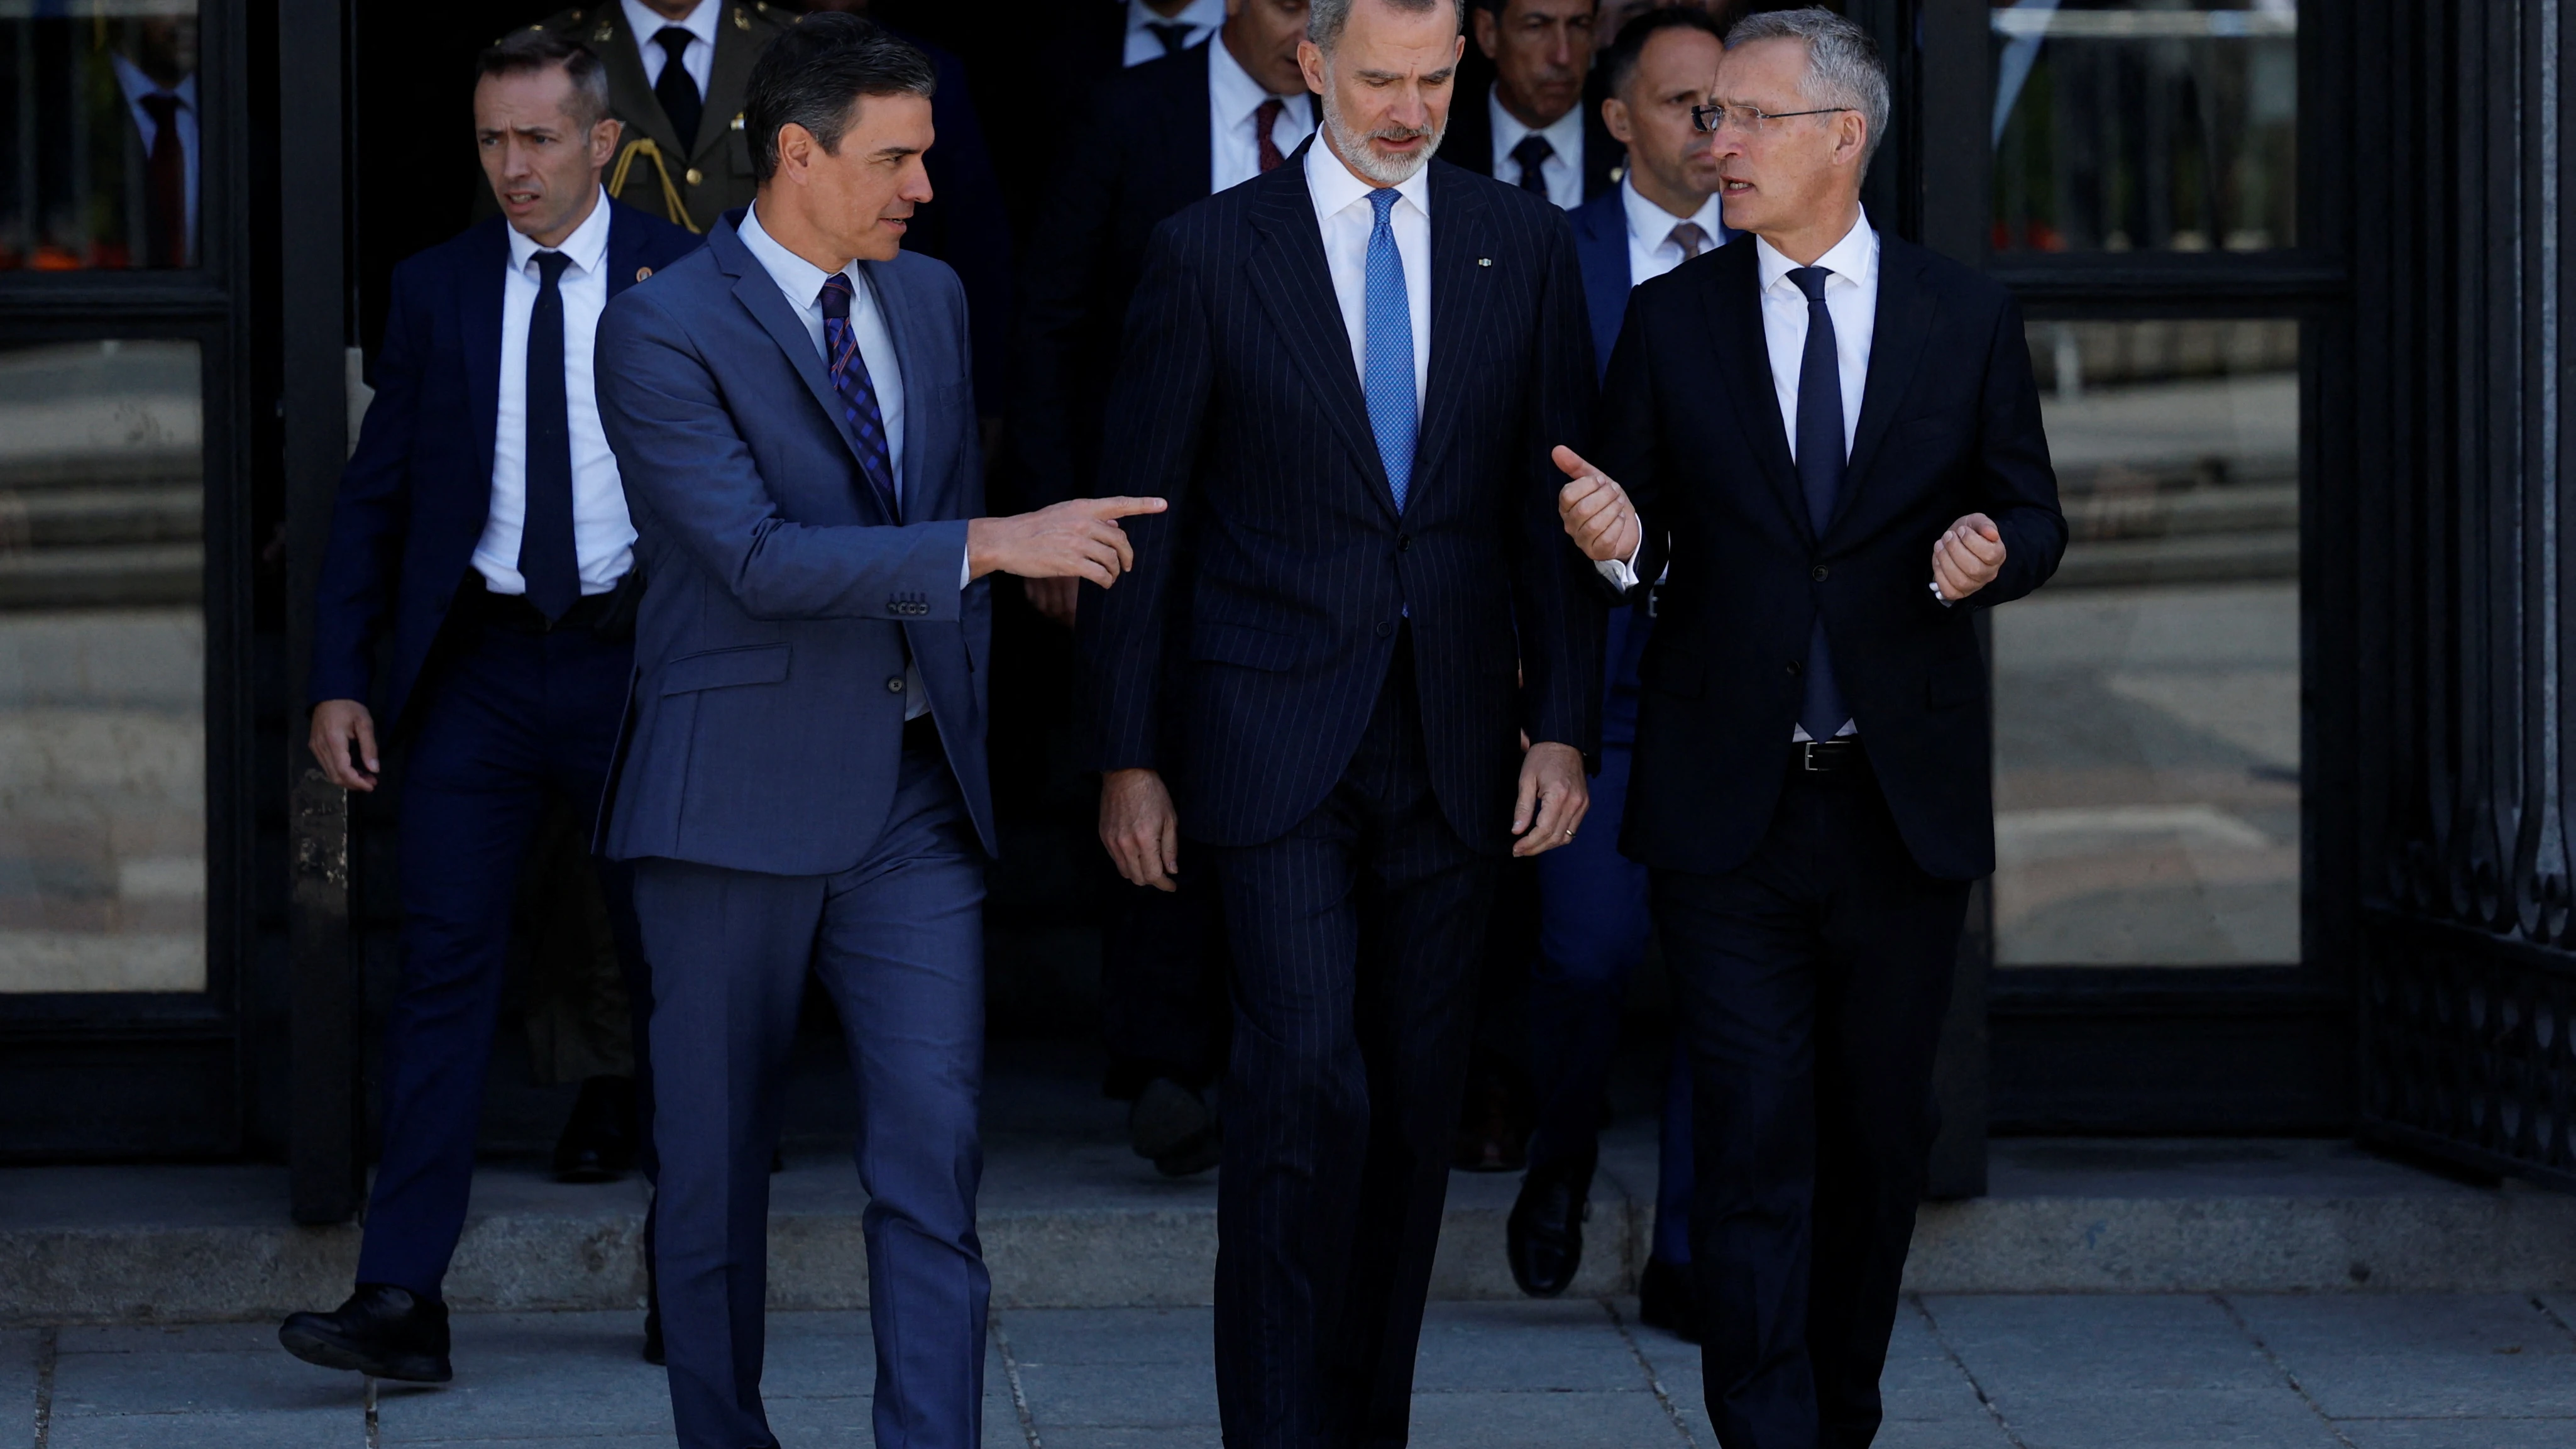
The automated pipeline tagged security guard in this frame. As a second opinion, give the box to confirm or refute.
[527,1,795,233]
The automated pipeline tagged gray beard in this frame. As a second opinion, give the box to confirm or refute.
[1319,87,1446,188]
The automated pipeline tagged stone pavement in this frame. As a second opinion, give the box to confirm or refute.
[13,1292,2576,1448]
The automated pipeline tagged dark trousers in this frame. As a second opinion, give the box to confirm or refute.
[1653,759,1971,1449]
[1525,742,1695,1263]
[634,744,989,1449]
[1099,865,1231,1095]
[1205,640,1502,1449]
[357,617,649,1295]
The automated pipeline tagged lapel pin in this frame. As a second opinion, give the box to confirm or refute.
[592,19,612,43]
[635,267,653,282]
[1477,258,1493,268]
[735,6,752,30]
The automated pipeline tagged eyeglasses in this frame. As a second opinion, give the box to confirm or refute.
[1690,102,1855,134]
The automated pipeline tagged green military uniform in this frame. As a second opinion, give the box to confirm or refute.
[526,2,797,233]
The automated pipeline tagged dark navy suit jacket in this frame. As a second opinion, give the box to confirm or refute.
[309,202,700,728]
[594,217,996,875]
[1597,232,2066,881]
[1078,145,1604,851]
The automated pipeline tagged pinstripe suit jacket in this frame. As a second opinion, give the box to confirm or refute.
[1077,145,1605,851]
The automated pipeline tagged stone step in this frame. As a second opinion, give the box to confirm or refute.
[4,1137,2570,1327]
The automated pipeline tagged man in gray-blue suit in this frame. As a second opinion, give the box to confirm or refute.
[594,17,1162,1449]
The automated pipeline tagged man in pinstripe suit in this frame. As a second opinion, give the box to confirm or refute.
[1079,0,1603,1441]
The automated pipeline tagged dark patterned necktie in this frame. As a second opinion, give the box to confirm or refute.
[1147,21,1192,55]
[139,94,188,268]
[519,251,581,620]
[653,27,703,152]
[1668,221,1709,260]
[1788,265,1850,739]
[1510,133,1554,196]
[1254,97,1286,174]
[817,273,902,522]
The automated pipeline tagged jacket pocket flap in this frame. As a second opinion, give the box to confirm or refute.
[659,644,790,696]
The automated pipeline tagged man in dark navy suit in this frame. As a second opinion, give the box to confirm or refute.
[1558,11,2064,1446]
[280,32,699,1383]
[1080,0,1600,1440]
[1508,1,1726,1333]
[1012,0,1318,1176]
[1444,0,1621,207]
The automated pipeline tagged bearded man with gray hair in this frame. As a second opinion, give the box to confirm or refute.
[1079,0,1603,1441]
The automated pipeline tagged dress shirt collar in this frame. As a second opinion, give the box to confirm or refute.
[1304,135,1431,228]
[1206,21,1304,123]
[111,53,196,112]
[623,0,718,49]
[737,202,852,316]
[1619,174,1724,253]
[1488,89,1583,170]
[1128,0,1226,42]
[507,187,614,277]
[1754,206,1877,297]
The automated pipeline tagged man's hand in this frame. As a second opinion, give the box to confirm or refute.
[1100,767,1181,891]
[1511,742,1590,859]
[309,698,380,793]
[1553,446,1640,565]
[1932,512,2008,602]
[968,496,1168,586]
[1024,576,1079,629]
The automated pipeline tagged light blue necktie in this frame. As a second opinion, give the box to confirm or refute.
[1363,187,1416,512]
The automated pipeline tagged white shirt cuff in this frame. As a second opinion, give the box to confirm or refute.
[1593,540,1645,592]
[959,549,972,590]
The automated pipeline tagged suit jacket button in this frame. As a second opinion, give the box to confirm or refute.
[1812,565,1829,581]
[1397,535,1412,553]
[1377,620,1395,639]
[886,676,905,693]
[1786,660,1803,676]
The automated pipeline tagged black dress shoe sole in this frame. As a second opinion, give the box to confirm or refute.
[278,1323,453,1383]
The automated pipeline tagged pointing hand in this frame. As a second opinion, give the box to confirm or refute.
[1553,447,1640,565]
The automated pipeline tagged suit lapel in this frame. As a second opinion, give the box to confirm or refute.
[1833,240,1936,536]
[859,255,937,519]
[1243,150,1397,516]
[463,218,510,492]
[712,222,891,515]
[1412,165,1495,502]
[1699,246,1809,541]
[695,5,757,165]
[603,203,641,301]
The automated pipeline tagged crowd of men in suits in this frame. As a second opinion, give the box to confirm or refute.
[276,3,2064,1448]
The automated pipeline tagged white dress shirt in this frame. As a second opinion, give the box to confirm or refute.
[474,192,634,597]
[739,204,964,717]
[624,0,716,98]
[1206,26,1314,194]
[1620,174,1726,288]
[1488,90,1586,211]
[111,57,199,256]
[1124,0,1226,65]
[1305,141,1432,414]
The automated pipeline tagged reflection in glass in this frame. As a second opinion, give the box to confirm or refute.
[1,3,203,270]
[1994,319,2298,966]
[1991,1,2296,253]
[0,341,206,993]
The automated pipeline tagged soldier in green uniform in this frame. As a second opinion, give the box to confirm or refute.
[523,1,797,233]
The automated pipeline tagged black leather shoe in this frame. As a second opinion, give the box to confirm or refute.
[278,1284,453,1382]
[641,1299,664,1366]
[1505,1169,1588,1297]
[1128,1077,1221,1176]
[553,1074,638,1183]
[1638,1256,1702,1343]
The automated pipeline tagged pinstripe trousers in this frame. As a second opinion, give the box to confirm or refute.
[1204,634,1504,1448]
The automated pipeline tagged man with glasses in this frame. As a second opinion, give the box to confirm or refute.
[1556,10,2063,1446]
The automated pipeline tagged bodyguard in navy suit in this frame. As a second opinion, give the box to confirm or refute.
[1508,3,1727,1331]
[593,18,1162,1448]
[1081,1,1601,1441]
[280,34,698,1385]
[1558,14,2063,1446]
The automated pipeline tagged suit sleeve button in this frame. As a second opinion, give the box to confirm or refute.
[886,676,905,693]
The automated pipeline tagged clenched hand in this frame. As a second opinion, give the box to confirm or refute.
[1553,446,1639,565]
[309,698,380,793]
[1100,767,1181,891]
[1931,513,2007,601]
[969,495,1168,587]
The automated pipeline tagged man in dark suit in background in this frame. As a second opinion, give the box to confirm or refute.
[279,33,699,1384]
[1081,0,1600,1439]
[1012,0,1317,1176]
[1444,0,1618,207]
[1558,11,2064,1445]
[593,17,1164,1446]
[1508,1,1726,1335]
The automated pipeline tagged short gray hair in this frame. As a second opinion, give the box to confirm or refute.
[1726,6,1890,170]
[1309,0,1467,51]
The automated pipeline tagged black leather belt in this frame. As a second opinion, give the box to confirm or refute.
[1793,737,1866,774]
[471,580,619,634]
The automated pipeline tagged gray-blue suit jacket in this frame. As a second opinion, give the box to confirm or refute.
[593,215,996,876]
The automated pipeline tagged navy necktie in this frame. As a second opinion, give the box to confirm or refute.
[519,250,580,621]
[1510,133,1554,197]
[652,27,703,153]
[817,273,902,522]
[1788,265,1851,740]
[1147,21,1192,55]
